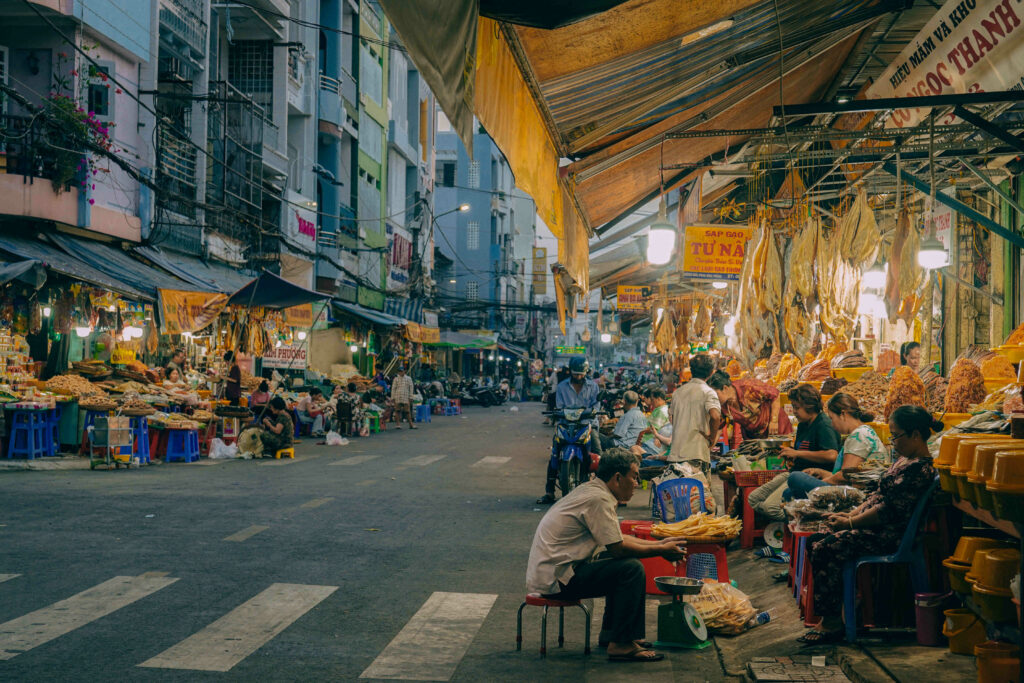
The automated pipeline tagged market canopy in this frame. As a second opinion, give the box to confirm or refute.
[135,246,255,294]
[0,259,46,289]
[333,300,407,328]
[228,271,331,310]
[425,331,498,349]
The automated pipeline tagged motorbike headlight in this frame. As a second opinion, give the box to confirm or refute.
[564,408,583,421]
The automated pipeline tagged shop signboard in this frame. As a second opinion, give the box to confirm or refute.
[926,188,957,252]
[681,224,752,281]
[514,312,528,338]
[868,0,1024,129]
[554,345,586,355]
[616,285,650,311]
[286,192,318,250]
[532,247,547,295]
[261,344,307,369]
[157,289,228,335]
[405,322,441,344]
[283,303,313,327]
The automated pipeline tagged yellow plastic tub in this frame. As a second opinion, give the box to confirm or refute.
[950,536,1016,565]
[975,641,1020,683]
[970,444,1024,512]
[984,378,1016,394]
[867,422,890,443]
[942,608,986,655]
[987,450,1024,523]
[974,548,1021,592]
[996,345,1024,364]
[935,412,974,431]
[973,582,1016,622]
[833,367,872,382]
[952,439,1013,504]
[942,557,972,593]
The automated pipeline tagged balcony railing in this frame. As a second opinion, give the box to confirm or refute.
[157,126,198,218]
[0,114,81,189]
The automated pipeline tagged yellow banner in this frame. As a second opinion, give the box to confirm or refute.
[617,285,650,311]
[405,322,441,344]
[283,303,313,327]
[681,225,752,281]
[157,289,228,335]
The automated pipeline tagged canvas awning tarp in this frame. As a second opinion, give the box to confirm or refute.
[333,300,406,328]
[135,246,254,294]
[0,259,46,288]
[228,271,331,310]
[425,331,497,349]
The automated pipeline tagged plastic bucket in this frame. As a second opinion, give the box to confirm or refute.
[975,641,1021,683]
[942,608,986,655]
[914,593,947,646]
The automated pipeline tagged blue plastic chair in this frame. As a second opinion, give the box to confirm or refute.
[654,477,707,521]
[841,476,939,642]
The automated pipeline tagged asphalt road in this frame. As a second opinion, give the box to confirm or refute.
[0,402,730,682]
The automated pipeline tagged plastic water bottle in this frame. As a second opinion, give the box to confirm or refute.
[745,611,772,630]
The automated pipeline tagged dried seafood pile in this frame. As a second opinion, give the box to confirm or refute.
[842,371,890,418]
[772,353,802,386]
[831,349,868,369]
[240,370,263,392]
[981,355,1016,380]
[797,359,831,382]
[883,367,929,419]
[876,349,900,374]
[1006,322,1024,345]
[47,374,106,398]
[957,345,998,367]
[945,359,987,413]
[821,377,848,395]
[818,342,848,364]
[918,367,949,413]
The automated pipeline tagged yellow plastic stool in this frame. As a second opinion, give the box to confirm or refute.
[275,447,295,459]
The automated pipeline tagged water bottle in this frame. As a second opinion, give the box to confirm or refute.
[745,611,772,630]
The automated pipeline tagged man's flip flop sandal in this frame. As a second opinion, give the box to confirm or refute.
[608,648,664,662]
[753,547,776,559]
[599,640,653,649]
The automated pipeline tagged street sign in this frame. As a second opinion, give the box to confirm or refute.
[555,346,586,355]
[616,285,650,310]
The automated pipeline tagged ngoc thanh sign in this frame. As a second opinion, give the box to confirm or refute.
[681,225,752,281]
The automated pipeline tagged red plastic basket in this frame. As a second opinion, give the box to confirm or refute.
[732,469,787,487]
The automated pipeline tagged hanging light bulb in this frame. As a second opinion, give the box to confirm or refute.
[711,280,728,290]
[42,305,52,317]
[862,263,887,289]
[600,332,612,343]
[275,340,282,348]
[724,317,737,337]
[297,331,307,341]
[646,197,676,265]
[655,307,665,324]
[107,304,116,313]
[349,344,359,353]
[918,235,948,269]
[74,326,91,338]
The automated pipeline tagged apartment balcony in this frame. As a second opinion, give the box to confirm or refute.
[157,126,198,219]
[159,0,208,62]
[318,72,358,140]
[287,51,314,115]
[387,119,417,165]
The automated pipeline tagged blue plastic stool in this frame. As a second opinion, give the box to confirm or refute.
[840,477,939,642]
[7,410,49,459]
[130,416,151,465]
[445,405,458,416]
[166,428,199,463]
[414,404,431,423]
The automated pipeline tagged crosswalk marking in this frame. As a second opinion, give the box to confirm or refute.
[139,583,337,672]
[223,525,269,542]
[471,456,510,467]
[300,497,333,509]
[329,455,379,466]
[0,574,20,584]
[402,454,446,467]
[0,575,178,660]
[360,592,496,681]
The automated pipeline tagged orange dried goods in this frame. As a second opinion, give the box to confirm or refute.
[883,366,929,419]
[981,355,1016,380]
[945,358,987,413]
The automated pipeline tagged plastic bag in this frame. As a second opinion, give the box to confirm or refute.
[325,431,349,446]
[209,438,238,460]
[687,581,758,635]
[808,485,865,512]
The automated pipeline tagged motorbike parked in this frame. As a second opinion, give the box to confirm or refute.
[544,408,606,495]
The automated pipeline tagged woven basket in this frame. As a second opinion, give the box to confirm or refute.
[650,533,739,544]
[732,469,787,487]
[120,407,155,417]
[79,401,117,412]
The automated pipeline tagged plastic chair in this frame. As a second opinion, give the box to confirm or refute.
[516,594,591,656]
[166,429,199,463]
[654,477,707,521]
[841,477,939,642]
[7,410,48,459]
[275,447,295,459]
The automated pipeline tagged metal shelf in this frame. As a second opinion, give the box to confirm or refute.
[953,498,1021,539]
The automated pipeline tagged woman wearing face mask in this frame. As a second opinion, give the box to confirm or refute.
[784,393,888,500]
[797,405,938,645]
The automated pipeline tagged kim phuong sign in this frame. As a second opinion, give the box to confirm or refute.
[681,225,752,281]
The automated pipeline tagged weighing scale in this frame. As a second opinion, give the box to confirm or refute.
[652,576,711,650]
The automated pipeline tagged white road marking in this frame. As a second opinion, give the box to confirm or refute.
[360,591,496,681]
[0,575,178,660]
[300,497,333,509]
[139,583,337,672]
[471,456,510,467]
[223,525,269,542]
[402,455,446,467]
[329,455,379,466]
[356,480,377,487]
[0,574,20,584]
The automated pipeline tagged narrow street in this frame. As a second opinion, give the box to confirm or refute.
[0,404,729,682]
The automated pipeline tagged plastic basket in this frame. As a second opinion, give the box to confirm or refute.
[685,553,720,581]
[733,469,787,487]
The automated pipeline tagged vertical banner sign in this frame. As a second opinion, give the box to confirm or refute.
[681,225,752,281]
[157,289,229,335]
[616,285,650,311]
[868,0,1024,129]
[531,247,547,295]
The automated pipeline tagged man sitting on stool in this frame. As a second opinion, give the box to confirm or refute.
[525,448,687,663]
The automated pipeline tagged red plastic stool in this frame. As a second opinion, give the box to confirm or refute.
[516,594,591,656]
[684,543,730,582]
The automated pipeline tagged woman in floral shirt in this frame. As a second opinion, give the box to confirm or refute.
[798,405,938,644]
[707,370,793,447]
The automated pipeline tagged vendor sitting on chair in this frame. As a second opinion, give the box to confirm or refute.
[526,448,687,663]
[259,397,294,457]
